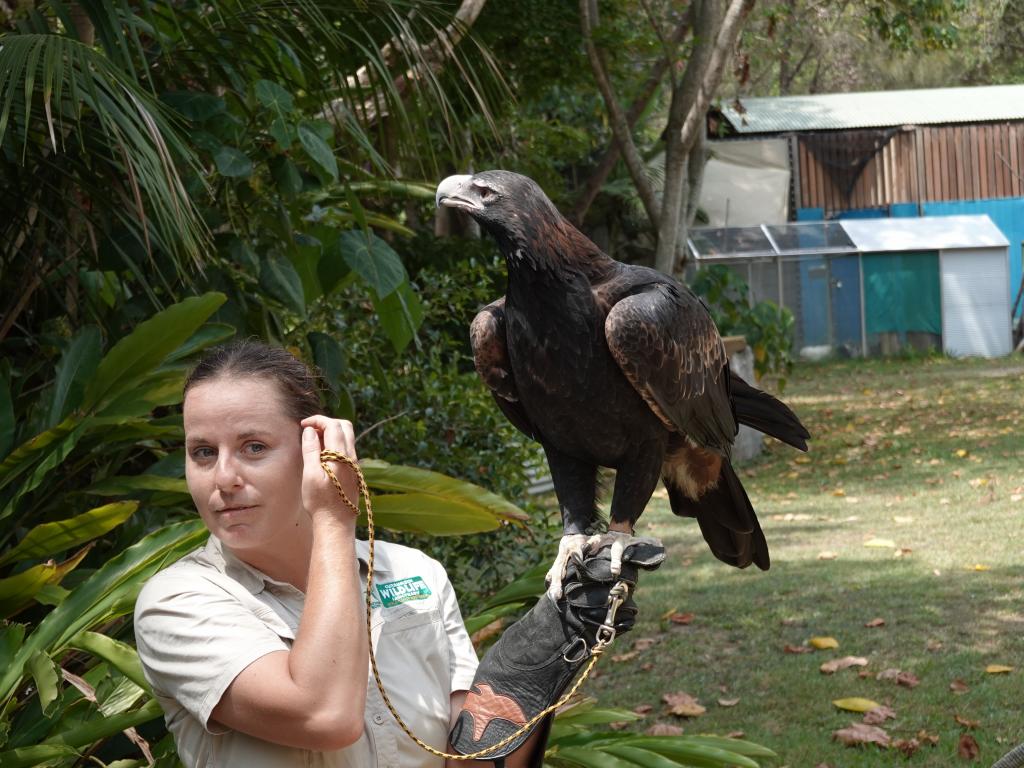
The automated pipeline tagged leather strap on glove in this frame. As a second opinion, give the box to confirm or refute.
[448,537,665,763]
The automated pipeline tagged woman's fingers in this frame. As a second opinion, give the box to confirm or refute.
[300,415,357,460]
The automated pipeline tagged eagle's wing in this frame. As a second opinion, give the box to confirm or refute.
[470,297,538,440]
[604,281,737,453]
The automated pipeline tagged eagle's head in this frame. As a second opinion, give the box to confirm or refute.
[436,170,561,250]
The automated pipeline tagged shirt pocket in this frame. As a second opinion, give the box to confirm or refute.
[378,601,442,635]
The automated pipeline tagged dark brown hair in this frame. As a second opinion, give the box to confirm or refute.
[183,339,324,421]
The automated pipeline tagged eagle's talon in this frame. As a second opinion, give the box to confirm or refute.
[586,531,638,578]
[545,533,589,599]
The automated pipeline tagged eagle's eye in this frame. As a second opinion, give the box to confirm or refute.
[477,185,494,201]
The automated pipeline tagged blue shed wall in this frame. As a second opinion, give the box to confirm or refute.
[797,197,1024,317]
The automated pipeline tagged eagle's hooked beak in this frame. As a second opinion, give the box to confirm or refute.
[436,174,480,212]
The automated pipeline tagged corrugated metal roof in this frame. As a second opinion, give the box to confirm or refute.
[841,215,1009,252]
[689,215,1009,259]
[721,84,1024,133]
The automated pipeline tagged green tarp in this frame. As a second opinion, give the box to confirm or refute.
[863,252,941,335]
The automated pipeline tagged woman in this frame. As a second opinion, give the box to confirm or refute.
[134,340,540,767]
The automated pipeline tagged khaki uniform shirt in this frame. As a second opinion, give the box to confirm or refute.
[135,536,479,768]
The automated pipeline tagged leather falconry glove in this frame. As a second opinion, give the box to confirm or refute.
[448,537,666,765]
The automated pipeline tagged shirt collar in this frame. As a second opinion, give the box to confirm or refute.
[204,535,389,595]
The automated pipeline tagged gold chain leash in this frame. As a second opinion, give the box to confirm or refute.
[319,449,617,761]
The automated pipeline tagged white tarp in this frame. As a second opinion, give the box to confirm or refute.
[699,139,790,226]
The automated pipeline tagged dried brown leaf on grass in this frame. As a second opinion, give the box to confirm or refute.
[950,678,970,693]
[662,691,706,717]
[645,722,683,736]
[958,732,980,761]
[633,704,653,715]
[784,644,814,654]
[892,737,921,757]
[862,705,896,725]
[954,714,980,729]
[864,617,885,628]
[832,722,891,748]
[896,671,920,688]
[820,656,868,674]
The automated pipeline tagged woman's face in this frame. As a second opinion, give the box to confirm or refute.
[183,376,305,553]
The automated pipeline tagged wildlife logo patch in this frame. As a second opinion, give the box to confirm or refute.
[375,576,432,607]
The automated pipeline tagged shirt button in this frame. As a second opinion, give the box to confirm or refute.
[373,713,386,725]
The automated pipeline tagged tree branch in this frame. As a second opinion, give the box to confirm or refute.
[579,0,661,229]
[568,15,691,225]
[322,0,488,127]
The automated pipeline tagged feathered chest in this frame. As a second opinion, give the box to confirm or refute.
[503,271,617,395]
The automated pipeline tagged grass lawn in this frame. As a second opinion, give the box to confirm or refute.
[582,355,1024,767]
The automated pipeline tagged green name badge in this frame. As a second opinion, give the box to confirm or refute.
[375,576,432,607]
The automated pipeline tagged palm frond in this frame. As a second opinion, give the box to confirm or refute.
[0,33,209,273]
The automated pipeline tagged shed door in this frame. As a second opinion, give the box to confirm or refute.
[940,248,1012,357]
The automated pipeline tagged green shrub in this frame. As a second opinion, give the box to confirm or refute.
[691,265,795,389]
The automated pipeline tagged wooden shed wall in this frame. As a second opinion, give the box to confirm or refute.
[796,122,1024,214]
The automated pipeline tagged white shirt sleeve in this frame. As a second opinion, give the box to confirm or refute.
[431,559,479,693]
[134,568,288,731]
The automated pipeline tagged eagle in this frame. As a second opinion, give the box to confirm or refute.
[436,171,809,597]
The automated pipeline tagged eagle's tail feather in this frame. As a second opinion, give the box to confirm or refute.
[664,460,770,571]
[730,372,810,452]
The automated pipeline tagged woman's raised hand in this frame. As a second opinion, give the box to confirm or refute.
[299,416,360,521]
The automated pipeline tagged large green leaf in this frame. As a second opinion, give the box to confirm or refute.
[0,519,206,703]
[0,698,163,768]
[98,368,188,419]
[0,546,92,618]
[0,420,90,523]
[308,331,346,395]
[0,502,139,567]
[0,420,82,495]
[477,563,547,612]
[47,326,102,427]
[600,745,692,767]
[165,323,236,363]
[618,737,763,768]
[254,79,294,114]
[214,146,253,178]
[666,736,777,759]
[553,746,633,767]
[0,623,25,671]
[84,475,188,497]
[81,293,226,413]
[259,255,306,316]
[298,123,337,182]
[0,564,56,617]
[26,652,60,717]
[366,493,511,536]
[462,601,524,636]
[337,230,406,298]
[361,459,527,525]
[68,632,150,692]
[374,281,423,353]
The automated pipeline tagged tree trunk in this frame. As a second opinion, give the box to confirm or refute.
[655,0,753,275]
